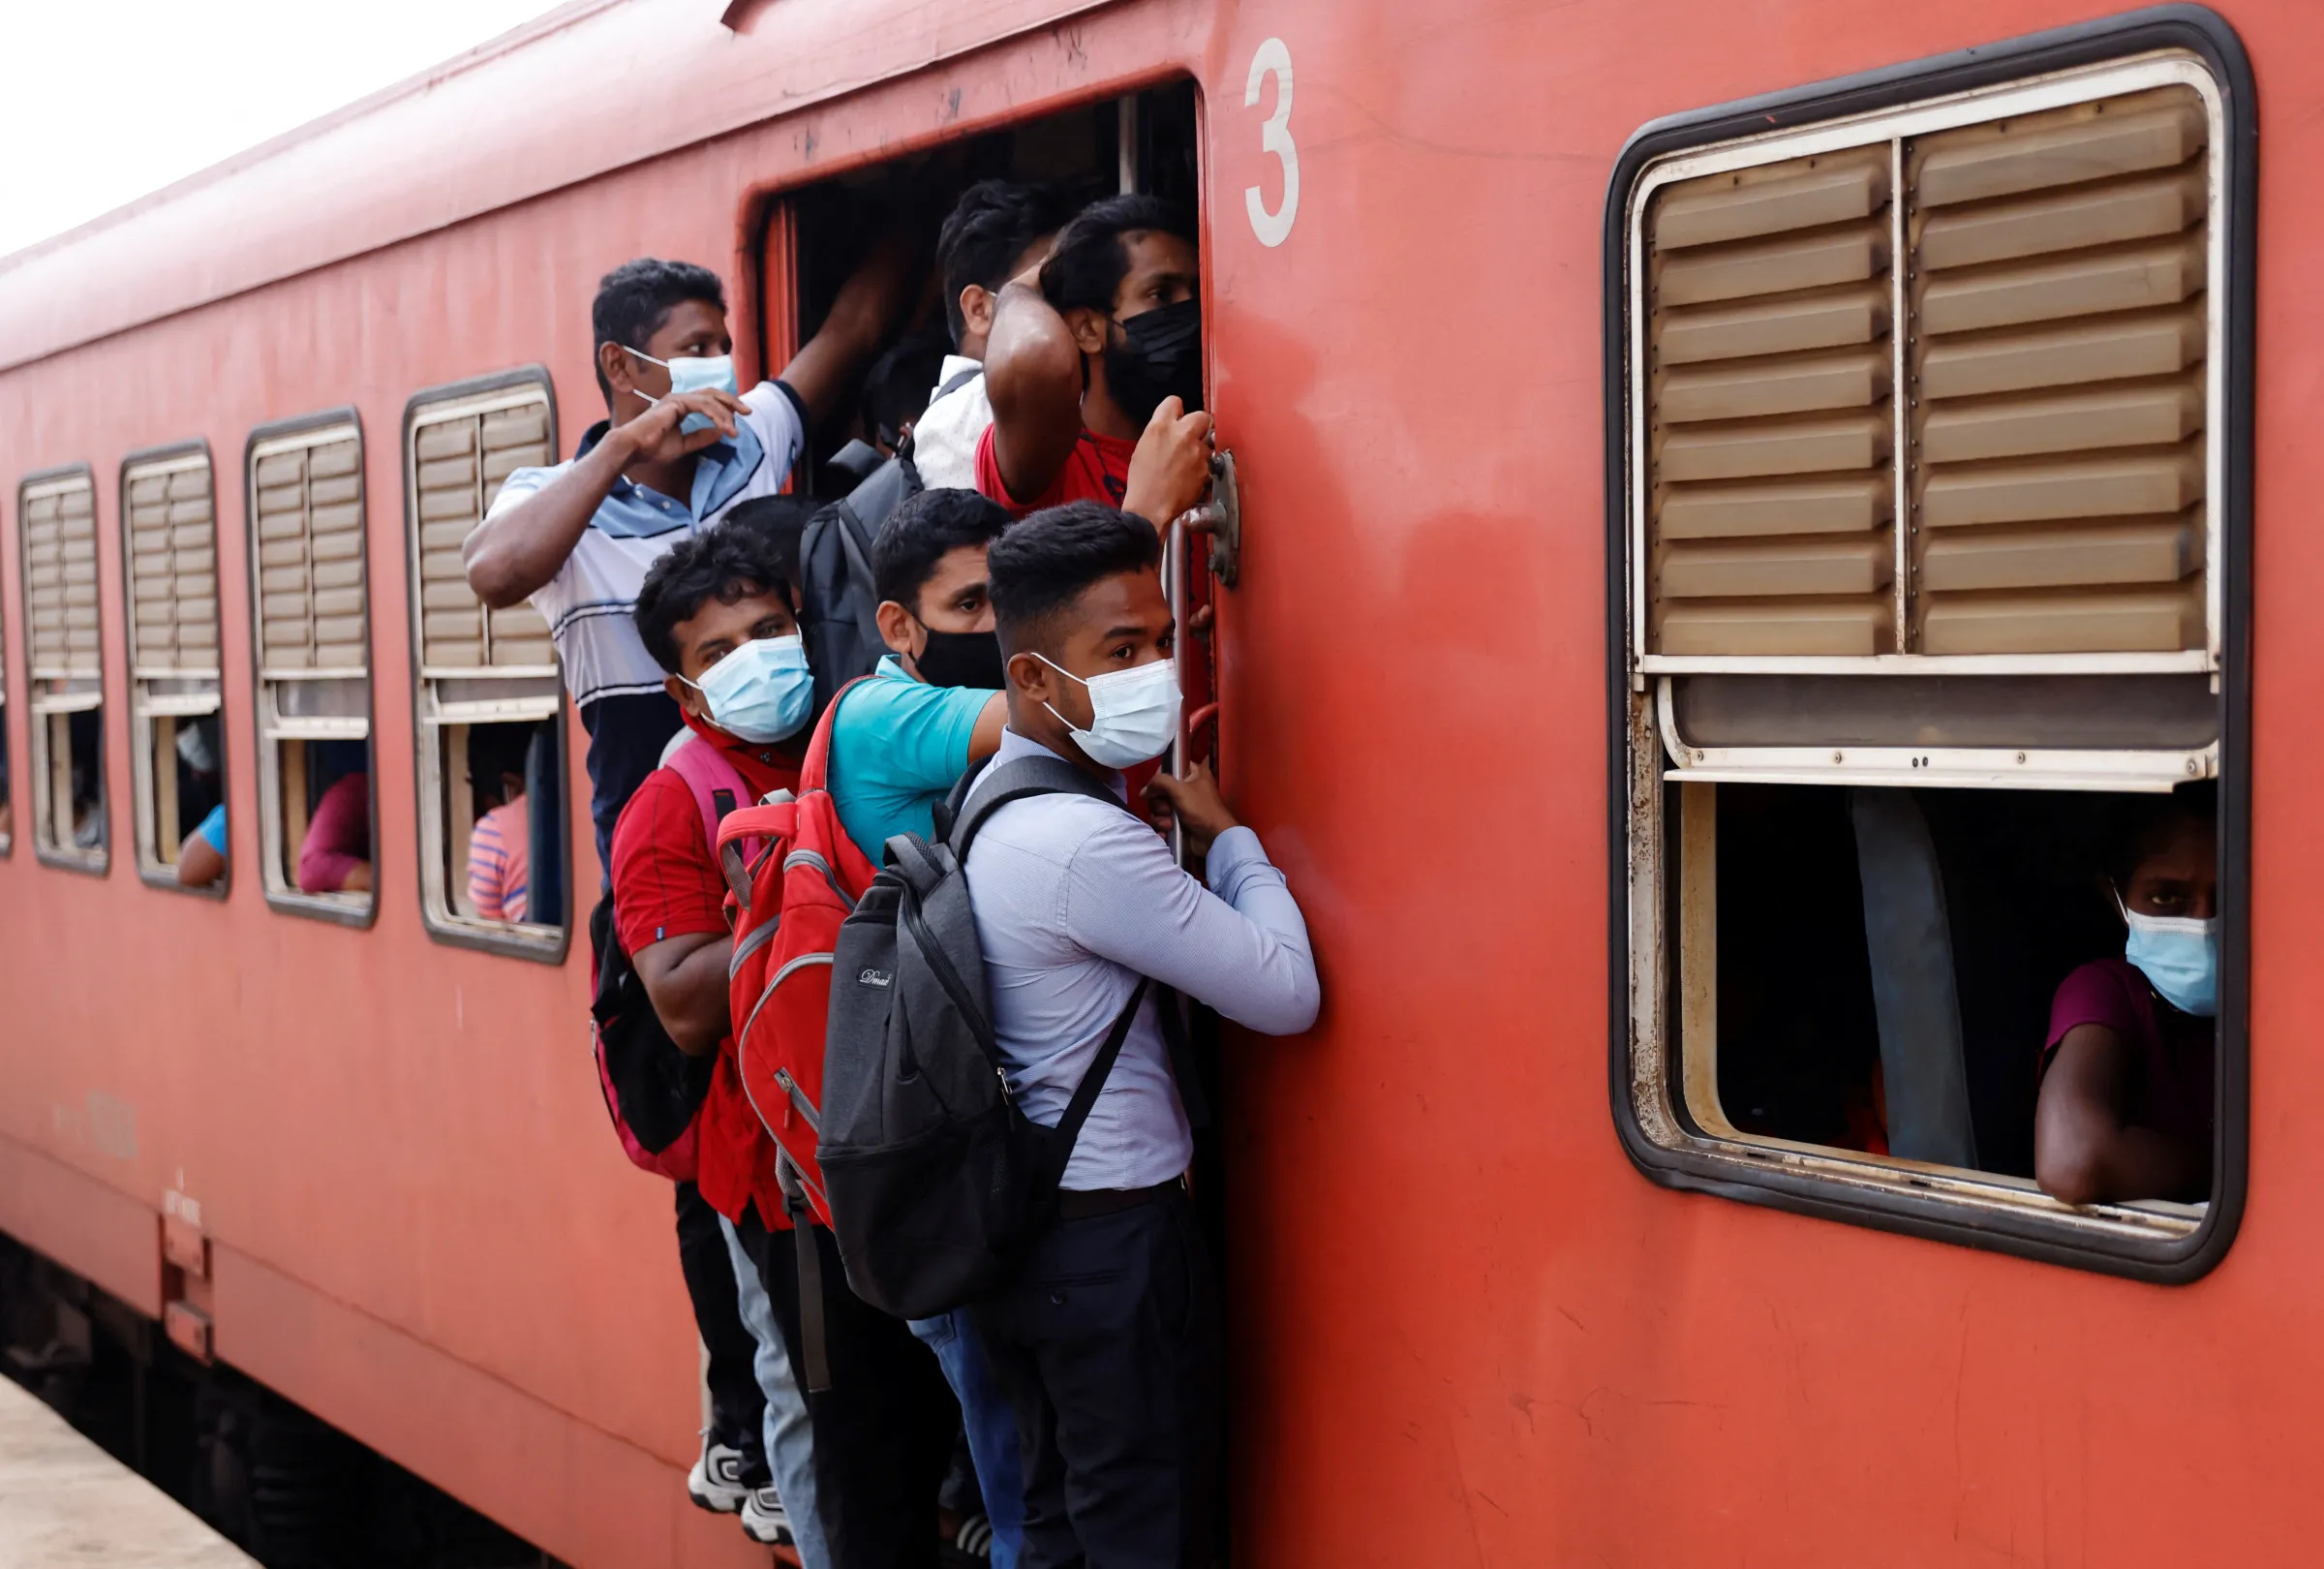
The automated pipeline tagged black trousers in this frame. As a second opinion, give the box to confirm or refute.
[738,1208,958,1568]
[673,1180,768,1474]
[972,1188,1221,1569]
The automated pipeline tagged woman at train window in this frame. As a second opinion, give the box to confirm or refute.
[2034,788,2217,1207]
[459,243,918,885]
[295,763,372,896]
[977,194,1217,529]
[463,726,531,923]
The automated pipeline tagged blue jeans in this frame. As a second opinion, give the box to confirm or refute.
[910,1308,1024,1569]
[720,1215,831,1569]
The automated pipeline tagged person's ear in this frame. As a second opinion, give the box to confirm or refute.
[1064,306,1110,357]
[665,672,703,721]
[599,341,638,401]
[873,600,920,661]
[1005,649,1053,703]
[959,284,994,342]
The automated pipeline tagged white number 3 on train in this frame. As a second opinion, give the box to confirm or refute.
[1244,38,1299,248]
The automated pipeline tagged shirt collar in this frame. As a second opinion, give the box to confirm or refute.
[681,708,805,797]
[994,724,1127,802]
[874,653,917,684]
[570,414,766,539]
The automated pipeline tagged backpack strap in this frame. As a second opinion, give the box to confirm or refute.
[664,734,751,848]
[1038,976,1153,1200]
[933,364,983,403]
[949,753,1134,864]
[800,674,872,794]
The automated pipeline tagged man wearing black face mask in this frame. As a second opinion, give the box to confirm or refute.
[977,194,1217,528]
[825,488,1015,865]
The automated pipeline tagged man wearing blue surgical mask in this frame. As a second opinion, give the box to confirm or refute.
[958,501,1321,1569]
[465,246,915,883]
[2035,786,2218,1207]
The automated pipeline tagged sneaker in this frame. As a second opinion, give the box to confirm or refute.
[688,1432,751,1515]
[740,1485,794,1547]
[953,1513,994,1560]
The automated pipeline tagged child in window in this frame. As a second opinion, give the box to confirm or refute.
[2034,787,2217,1207]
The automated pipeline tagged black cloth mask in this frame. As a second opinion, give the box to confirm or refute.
[1102,298,1204,426]
[914,625,1008,691]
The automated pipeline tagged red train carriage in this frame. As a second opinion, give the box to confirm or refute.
[0,0,2311,1563]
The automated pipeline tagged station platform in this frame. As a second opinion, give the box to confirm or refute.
[0,1373,256,1567]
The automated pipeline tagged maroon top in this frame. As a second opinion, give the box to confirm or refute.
[2043,957,2215,1152]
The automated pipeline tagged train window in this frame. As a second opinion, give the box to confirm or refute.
[401,372,568,959]
[757,81,1200,494]
[18,469,107,874]
[120,446,228,894]
[245,415,376,924]
[0,573,11,856]
[1611,29,2250,1279]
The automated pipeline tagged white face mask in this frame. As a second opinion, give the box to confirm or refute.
[1035,653,1181,769]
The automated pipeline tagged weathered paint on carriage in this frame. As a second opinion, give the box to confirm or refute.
[2,1,2320,1564]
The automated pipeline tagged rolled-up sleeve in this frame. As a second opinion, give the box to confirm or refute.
[1060,813,1320,1035]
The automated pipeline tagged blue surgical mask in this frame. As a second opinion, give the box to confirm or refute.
[626,345,739,435]
[685,635,811,744]
[1033,653,1180,770]
[2120,896,2219,1019]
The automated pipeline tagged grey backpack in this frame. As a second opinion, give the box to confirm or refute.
[818,753,1174,1318]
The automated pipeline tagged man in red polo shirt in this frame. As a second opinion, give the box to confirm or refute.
[611,523,821,1555]
[978,193,1216,527]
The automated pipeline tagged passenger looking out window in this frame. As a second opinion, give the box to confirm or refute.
[612,524,822,1556]
[174,720,228,890]
[462,243,914,880]
[464,727,532,923]
[912,180,1072,491]
[295,754,371,896]
[978,196,1214,528]
[2036,789,2217,1208]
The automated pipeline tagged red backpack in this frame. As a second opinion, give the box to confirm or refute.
[590,734,754,1182]
[714,683,875,1227]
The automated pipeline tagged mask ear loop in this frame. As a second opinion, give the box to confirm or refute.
[2107,879,2132,926]
[1030,652,1091,737]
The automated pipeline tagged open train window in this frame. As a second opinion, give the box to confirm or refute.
[18,468,107,874]
[120,445,227,894]
[245,414,376,924]
[753,81,1200,495]
[402,371,568,959]
[1608,17,2252,1280]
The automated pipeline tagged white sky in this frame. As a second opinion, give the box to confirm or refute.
[0,0,567,261]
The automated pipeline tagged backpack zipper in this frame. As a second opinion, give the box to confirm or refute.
[773,1066,821,1135]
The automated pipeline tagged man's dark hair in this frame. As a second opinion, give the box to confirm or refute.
[988,501,1161,653]
[1038,194,1196,318]
[874,488,1013,615]
[468,723,534,795]
[634,522,793,675]
[591,258,726,404]
[861,327,952,453]
[936,180,1071,347]
[2106,783,2217,892]
[720,494,817,601]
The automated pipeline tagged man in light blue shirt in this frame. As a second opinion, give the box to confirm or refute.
[825,485,1023,1566]
[961,501,1320,1569]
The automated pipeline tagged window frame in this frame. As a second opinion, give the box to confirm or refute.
[242,408,380,929]
[119,439,228,899]
[17,462,109,877]
[0,505,11,862]
[399,366,572,964]
[1602,6,2255,1283]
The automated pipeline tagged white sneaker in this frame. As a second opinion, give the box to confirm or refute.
[688,1433,751,1515]
[740,1485,794,1546]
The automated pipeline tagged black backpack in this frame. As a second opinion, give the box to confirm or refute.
[588,891,714,1165]
[795,367,982,717]
[816,752,1185,1318]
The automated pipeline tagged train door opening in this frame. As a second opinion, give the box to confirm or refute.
[122,446,227,892]
[403,374,568,957]
[247,416,377,922]
[18,470,107,873]
[756,81,1201,498]
[1613,46,2248,1278]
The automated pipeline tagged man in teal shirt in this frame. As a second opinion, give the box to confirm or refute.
[826,488,1014,858]
[823,484,1024,1564]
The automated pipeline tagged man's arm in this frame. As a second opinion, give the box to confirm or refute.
[1063,769,1321,1035]
[778,231,922,428]
[633,931,734,1058]
[2034,1023,2207,1205]
[969,693,1007,762]
[462,388,749,608]
[982,280,1087,505]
